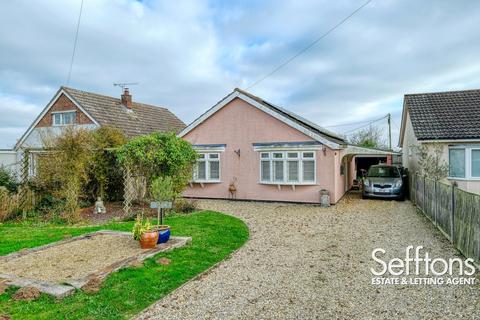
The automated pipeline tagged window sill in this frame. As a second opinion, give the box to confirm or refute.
[447,177,480,181]
[191,180,221,184]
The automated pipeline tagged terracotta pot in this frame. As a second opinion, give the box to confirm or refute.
[140,230,159,249]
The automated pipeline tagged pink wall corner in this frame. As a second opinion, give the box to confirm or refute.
[182,97,341,204]
[332,152,358,203]
[349,156,356,188]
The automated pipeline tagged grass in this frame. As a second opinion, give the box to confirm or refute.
[0,211,249,319]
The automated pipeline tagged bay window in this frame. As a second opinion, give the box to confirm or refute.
[260,151,316,184]
[193,153,220,182]
[448,146,480,179]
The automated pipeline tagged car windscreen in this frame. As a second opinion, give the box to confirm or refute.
[367,166,400,178]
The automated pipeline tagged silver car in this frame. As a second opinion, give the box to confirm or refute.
[362,165,405,200]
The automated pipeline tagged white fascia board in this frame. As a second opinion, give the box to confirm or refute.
[344,145,400,156]
[178,91,239,138]
[238,93,340,149]
[178,91,341,149]
[253,145,323,152]
[14,88,99,151]
[193,147,226,152]
[398,100,408,147]
[60,90,99,125]
[420,139,480,144]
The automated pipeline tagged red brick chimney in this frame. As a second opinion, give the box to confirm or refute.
[121,88,132,109]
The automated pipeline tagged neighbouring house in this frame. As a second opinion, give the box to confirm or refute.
[180,88,395,204]
[3,86,185,176]
[399,88,480,194]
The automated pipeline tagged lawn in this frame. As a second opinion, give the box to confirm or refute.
[0,211,249,320]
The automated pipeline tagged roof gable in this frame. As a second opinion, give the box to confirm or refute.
[15,87,186,150]
[15,87,99,150]
[404,89,480,141]
[179,89,346,149]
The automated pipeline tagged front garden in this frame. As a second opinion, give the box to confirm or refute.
[0,211,248,319]
[0,128,249,319]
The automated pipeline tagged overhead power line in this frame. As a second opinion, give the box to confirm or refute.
[324,115,386,128]
[391,118,401,130]
[66,0,84,86]
[342,114,388,135]
[245,0,373,90]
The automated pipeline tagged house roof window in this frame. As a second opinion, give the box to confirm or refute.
[52,111,76,126]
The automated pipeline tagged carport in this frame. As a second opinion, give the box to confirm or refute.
[340,146,401,192]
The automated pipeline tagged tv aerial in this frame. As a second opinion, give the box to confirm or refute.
[113,82,139,90]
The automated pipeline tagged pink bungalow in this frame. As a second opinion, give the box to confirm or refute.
[179,89,394,204]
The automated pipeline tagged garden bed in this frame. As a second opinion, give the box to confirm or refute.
[80,203,157,225]
[0,230,191,298]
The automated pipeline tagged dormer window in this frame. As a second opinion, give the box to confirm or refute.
[52,111,76,126]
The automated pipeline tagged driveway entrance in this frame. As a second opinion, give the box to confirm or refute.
[137,195,479,319]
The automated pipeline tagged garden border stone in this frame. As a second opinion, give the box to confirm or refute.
[0,230,191,299]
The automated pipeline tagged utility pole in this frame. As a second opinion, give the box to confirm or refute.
[387,113,392,150]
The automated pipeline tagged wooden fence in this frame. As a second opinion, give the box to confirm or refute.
[409,173,480,264]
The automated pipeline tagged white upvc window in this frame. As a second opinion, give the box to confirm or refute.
[471,149,480,178]
[52,111,76,126]
[193,153,220,182]
[448,146,480,180]
[259,151,316,184]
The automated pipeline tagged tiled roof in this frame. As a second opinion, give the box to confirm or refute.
[235,88,347,145]
[405,89,480,140]
[63,87,185,138]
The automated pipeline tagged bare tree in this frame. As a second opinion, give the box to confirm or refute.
[414,143,448,180]
[348,125,387,149]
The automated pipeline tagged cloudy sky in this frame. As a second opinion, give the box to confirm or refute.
[1,0,480,149]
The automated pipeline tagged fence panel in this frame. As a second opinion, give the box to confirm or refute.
[453,189,480,263]
[424,178,436,222]
[436,182,453,241]
[410,173,479,264]
[409,174,416,204]
[415,175,425,213]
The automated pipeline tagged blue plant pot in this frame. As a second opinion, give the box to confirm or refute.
[157,228,171,244]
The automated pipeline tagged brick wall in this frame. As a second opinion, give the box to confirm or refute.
[36,93,94,127]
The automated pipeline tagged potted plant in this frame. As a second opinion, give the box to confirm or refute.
[150,176,174,244]
[133,214,158,249]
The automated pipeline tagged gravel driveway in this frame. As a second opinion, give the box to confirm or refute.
[136,193,479,319]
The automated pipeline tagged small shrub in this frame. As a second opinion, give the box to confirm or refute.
[132,213,152,240]
[0,187,20,221]
[0,166,18,193]
[173,198,198,214]
[35,194,65,215]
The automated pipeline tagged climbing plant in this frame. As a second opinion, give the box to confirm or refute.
[36,127,94,222]
[117,132,197,201]
[87,126,126,201]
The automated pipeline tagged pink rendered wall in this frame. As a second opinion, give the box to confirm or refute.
[333,152,344,203]
[349,156,356,189]
[183,98,342,203]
